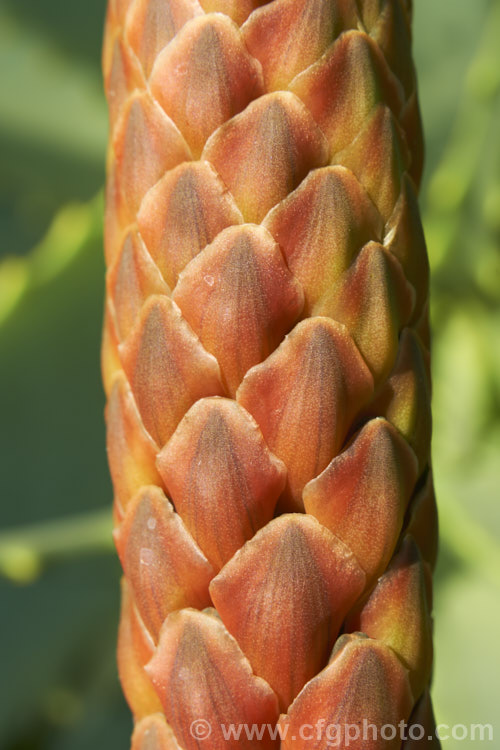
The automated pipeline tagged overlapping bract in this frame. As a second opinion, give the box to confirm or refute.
[103,1,438,747]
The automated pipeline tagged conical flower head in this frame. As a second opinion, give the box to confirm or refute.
[103,0,438,747]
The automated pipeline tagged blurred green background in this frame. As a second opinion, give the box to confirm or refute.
[0,1,499,747]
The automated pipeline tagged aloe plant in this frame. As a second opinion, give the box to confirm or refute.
[102,1,438,747]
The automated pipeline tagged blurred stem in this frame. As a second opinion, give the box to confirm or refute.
[1,498,498,589]
[438,495,500,590]
[0,194,102,326]
[0,508,114,584]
